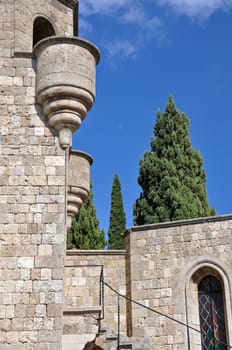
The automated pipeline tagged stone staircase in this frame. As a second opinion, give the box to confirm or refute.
[100,331,133,350]
[96,327,151,350]
[62,306,102,350]
[62,306,152,350]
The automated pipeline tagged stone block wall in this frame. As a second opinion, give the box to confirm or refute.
[2,2,232,350]
[124,215,232,349]
[0,1,78,348]
[14,0,74,53]
[0,1,14,59]
[0,52,66,350]
[64,250,127,335]
[0,63,66,350]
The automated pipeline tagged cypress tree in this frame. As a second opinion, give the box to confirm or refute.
[67,183,106,249]
[134,97,215,225]
[108,174,126,249]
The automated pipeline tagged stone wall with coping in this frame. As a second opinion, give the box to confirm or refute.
[124,215,232,350]
[0,53,66,349]
[64,250,127,335]
[0,0,77,348]
[0,56,66,349]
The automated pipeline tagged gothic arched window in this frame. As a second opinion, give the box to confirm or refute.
[198,275,228,349]
[33,17,55,46]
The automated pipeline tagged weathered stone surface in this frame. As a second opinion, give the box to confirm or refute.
[64,250,127,336]
[0,1,81,349]
[34,36,99,149]
[67,150,93,226]
[124,216,232,349]
[2,1,232,350]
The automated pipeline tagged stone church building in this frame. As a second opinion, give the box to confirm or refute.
[0,1,232,349]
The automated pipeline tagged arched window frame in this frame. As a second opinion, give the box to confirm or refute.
[198,275,227,349]
[33,15,56,47]
[184,261,232,350]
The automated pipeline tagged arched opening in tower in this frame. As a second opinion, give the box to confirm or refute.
[33,17,55,46]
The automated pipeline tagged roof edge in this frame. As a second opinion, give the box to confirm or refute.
[124,213,232,236]
[58,0,78,9]
[66,249,126,256]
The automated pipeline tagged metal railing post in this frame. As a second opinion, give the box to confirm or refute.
[117,294,120,350]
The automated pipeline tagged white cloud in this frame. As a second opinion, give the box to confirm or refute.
[106,40,137,59]
[80,0,161,29]
[121,5,162,30]
[79,1,162,59]
[78,18,93,34]
[80,0,232,19]
[157,0,232,18]
[80,0,132,16]
[78,0,232,60]
[121,6,144,25]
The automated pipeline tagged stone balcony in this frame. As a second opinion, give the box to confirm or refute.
[67,150,93,227]
[33,36,100,148]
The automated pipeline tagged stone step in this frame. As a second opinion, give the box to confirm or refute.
[62,334,96,350]
[119,343,133,349]
[106,334,118,341]
[62,307,101,349]
[104,333,133,350]
[104,342,133,350]
[98,326,111,335]
[63,306,102,316]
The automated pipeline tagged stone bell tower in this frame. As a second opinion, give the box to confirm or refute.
[0,1,99,349]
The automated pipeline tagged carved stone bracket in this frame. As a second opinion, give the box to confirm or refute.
[67,150,93,227]
[34,36,100,148]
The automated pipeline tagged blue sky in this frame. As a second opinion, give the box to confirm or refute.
[72,0,232,233]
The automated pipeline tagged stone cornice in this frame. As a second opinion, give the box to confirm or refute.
[124,213,232,236]
[66,250,126,256]
[58,0,78,9]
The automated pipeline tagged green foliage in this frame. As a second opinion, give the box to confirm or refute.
[134,97,215,225]
[67,183,106,250]
[108,174,126,249]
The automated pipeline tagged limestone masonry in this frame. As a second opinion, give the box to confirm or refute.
[0,1,99,349]
[1,1,232,349]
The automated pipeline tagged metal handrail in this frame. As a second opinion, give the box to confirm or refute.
[99,265,105,320]
[103,281,232,350]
